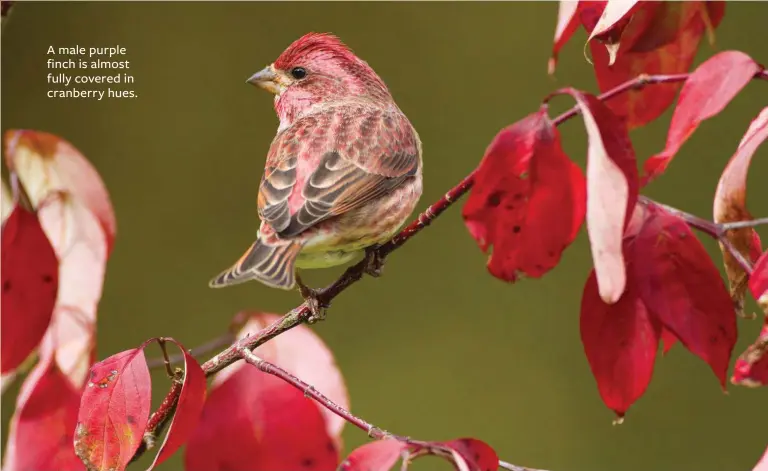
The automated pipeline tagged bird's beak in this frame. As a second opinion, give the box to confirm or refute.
[246,65,283,95]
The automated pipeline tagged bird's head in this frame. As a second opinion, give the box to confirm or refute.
[247,33,391,126]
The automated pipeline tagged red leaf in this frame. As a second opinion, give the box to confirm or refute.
[586,1,639,39]
[556,89,638,303]
[5,130,115,389]
[751,250,768,311]
[661,327,678,355]
[645,51,761,184]
[580,269,660,417]
[584,0,644,65]
[712,106,768,314]
[462,109,585,282]
[705,1,726,31]
[589,2,715,128]
[442,438,499,471]
[1,205,59,373]
[147,340,207,470]
[74,346,152,471]
[185,313,347,471]
[549,1,581,74]
[4,130,116,254]
[3,356,83,471]
[577,1,603,33]
[627,1,703,53]
[185,366,337,471]
[751,232,764,264]
[39,192,110,387]
[339,440,407,471]
[731,318,768,388]
[632,204,737,387]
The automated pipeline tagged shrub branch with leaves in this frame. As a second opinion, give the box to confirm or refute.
[2,2,768,471]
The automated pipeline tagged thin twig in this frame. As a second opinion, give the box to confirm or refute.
[721,217,768,231]
[156,338,174,377]
[499,460,549,471]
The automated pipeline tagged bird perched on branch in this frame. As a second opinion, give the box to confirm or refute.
[209,32,423,316]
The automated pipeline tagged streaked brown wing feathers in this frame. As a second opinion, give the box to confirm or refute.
[258,155,297,233]
[258,106,420,239]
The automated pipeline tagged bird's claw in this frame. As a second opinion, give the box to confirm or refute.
[305,296,326,323]
[296,273,327,323]
[363,245,386,277]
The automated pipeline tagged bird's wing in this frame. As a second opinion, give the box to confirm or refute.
[258,105,420,239]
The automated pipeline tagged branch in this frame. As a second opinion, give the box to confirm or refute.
[198,72,707,379]
[133,70,767,465]
[721,217,768,231]
[236,346,546,471]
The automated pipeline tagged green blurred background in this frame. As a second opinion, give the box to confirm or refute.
[2,2,767,470]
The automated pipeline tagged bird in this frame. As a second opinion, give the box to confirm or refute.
[209,32,423,317]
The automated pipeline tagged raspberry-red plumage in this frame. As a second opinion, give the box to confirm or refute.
[210,32,423,291]
[274,33,355,71]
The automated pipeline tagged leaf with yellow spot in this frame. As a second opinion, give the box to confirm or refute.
[74,343,152,471]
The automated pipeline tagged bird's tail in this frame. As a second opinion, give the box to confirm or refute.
[208,239,302,290]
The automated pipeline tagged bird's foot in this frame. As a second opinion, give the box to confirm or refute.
[363,245,387,278]
[296,273,327,323]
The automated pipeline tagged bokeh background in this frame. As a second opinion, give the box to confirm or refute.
[2,2,768,470]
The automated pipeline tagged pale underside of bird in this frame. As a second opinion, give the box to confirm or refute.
[209,33,423,301]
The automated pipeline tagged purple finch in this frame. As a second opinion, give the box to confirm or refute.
[209,33,423,304]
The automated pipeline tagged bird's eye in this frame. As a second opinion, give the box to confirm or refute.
[290,67,307,79]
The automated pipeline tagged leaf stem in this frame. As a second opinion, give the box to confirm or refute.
[156,338,174,377]
[721,217,768,231]
[499,461,548,471]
